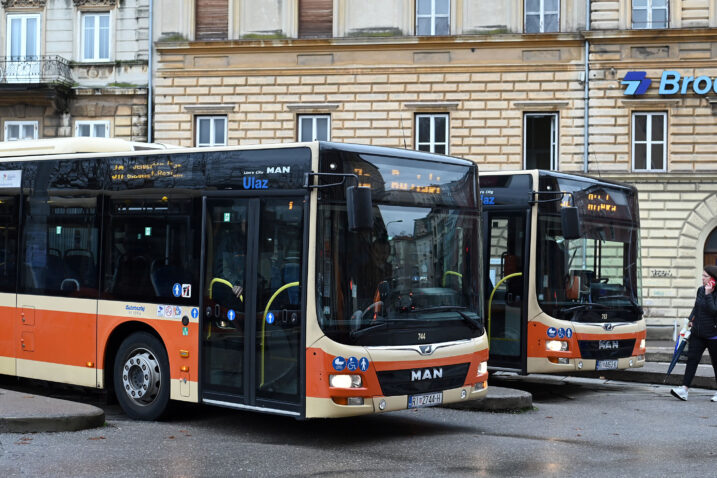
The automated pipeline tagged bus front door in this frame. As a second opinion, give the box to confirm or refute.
[201,197,304,416]
[484,211,528,373]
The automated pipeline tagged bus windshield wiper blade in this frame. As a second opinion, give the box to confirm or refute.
[350,321,388,339]
[413,306,482,330]
[559,303,610,314]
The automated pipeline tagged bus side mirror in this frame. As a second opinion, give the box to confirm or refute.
[561,206,581,240]
[347,185,373,232]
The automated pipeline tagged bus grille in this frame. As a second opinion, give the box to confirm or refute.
[376,363,470,396]
[578,339,636,360]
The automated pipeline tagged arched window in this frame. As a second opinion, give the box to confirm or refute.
[704,227,717,268]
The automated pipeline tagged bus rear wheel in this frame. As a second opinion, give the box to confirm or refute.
[113,332,170,420]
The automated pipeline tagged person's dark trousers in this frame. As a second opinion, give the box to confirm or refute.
[682,335,717,387]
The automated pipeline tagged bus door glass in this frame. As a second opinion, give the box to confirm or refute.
[202,199,250,400]
[484,212,526,371]
[202,196,304,411]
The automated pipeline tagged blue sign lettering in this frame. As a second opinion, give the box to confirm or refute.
[243,176,269,189]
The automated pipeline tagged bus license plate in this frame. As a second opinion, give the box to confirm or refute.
[408,392,443,409]
[596,359,618,371]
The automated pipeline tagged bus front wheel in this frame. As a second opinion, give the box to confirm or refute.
[113,332,170,420]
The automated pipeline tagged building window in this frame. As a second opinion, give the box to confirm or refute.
[196,116,227,147]
[632,0,668,29]
[524,113,557,169]
[416,113,449,154]
[6,14,40,60]
[416,0,450,36]
[4,121,38,141]
[632,112,666,171]
[298,115,330,142]
[525,0,560,33]
[81,13,110,61]
[75,120,110,138]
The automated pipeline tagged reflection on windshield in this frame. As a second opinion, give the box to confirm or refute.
[536,215,642,323]
[317,203,481,346]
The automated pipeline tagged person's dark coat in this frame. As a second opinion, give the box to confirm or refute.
[689,286,717,338]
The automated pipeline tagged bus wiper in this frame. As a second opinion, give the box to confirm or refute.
[597,295,644,314]
[559,302,610,314]
[350,320,388,339]
[413,306,482,330]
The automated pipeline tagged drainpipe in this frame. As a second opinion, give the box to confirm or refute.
[147,0,154,142]
[583,0,590,173]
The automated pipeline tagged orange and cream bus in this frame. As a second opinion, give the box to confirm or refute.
[480,170,646,374]
[0,140,488,419]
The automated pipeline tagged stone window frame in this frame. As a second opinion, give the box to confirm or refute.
[524,0,560,33]
[523,112,559,170]
[415,112,449,155]
[631,111,667,172]
[75,119,111,138]
[3,120,38,141]
[297,114,331,142]
[5,12,41,58]
[195,115,228,147]
[79,10,112,62]
[631,0,669,29]
[415,0,451,36]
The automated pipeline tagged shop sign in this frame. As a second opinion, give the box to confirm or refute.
[623,70,717,96]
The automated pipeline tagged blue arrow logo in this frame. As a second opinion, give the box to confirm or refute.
[622,71,651,95]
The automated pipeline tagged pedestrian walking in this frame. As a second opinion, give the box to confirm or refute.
[671,266,717,401]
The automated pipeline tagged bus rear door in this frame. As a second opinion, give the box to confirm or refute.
[201,196,305,416]
[484,211,528,373]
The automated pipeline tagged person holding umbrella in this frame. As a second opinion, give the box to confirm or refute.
[670,266,717,401]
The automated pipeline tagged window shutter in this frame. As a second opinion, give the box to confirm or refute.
[299,0,333,38]
[195,0,228,40]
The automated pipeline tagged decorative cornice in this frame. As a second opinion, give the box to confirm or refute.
[286,103,340,111]
[513,100,570,110]
[72,0,117,7]
[183,104,236,113]
[1,0,47,8]
[403,101,460,111]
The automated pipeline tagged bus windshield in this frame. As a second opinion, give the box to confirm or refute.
[316,149,482,346]
[536,179,642,323]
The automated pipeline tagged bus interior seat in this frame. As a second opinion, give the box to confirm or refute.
[150,259,192,297]
[112,254,151,297]
[64,249,96,287]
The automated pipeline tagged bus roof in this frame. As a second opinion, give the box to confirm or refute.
[0,137,183,158]
[479,169,636,192]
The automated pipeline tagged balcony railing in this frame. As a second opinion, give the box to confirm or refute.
[0,56,72,85]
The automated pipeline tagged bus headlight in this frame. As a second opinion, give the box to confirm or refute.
[478,361,487,375]
[329,374,362,388]
[639,339,646,350]
[546,340,569,352]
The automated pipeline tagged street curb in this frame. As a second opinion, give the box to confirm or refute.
[0,389,105,433]
[567,367,717,390]
[442,386,533,412]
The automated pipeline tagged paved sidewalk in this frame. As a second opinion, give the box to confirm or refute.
[0,387,105,433]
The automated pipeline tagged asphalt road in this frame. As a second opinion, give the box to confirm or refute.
[1,376,716,477]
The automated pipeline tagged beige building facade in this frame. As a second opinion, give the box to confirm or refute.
[152,0,717,336]
[0,0,150,141]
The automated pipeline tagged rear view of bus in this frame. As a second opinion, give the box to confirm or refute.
[481,171,645,374]
[307,144,488,417]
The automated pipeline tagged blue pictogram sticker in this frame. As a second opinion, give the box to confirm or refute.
[191,308,199,319]
[558,328,566,339]
[359,357,369,372]
[547,327,558,338]
[227,309,236,321]
[266,312,275,324]
[173,283,182,297]
[347,356,358,371]
[332,356,346,371]
[566,328,573,339]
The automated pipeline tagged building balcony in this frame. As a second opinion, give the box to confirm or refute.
[0,56,73,87]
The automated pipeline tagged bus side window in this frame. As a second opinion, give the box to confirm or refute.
[0,195,19,293]
[103,196,199,303]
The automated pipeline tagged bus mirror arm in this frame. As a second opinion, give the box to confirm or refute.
[304,172,373,232]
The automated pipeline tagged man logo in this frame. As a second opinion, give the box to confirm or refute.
[622,71,652,96]
[411,368,443,381]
